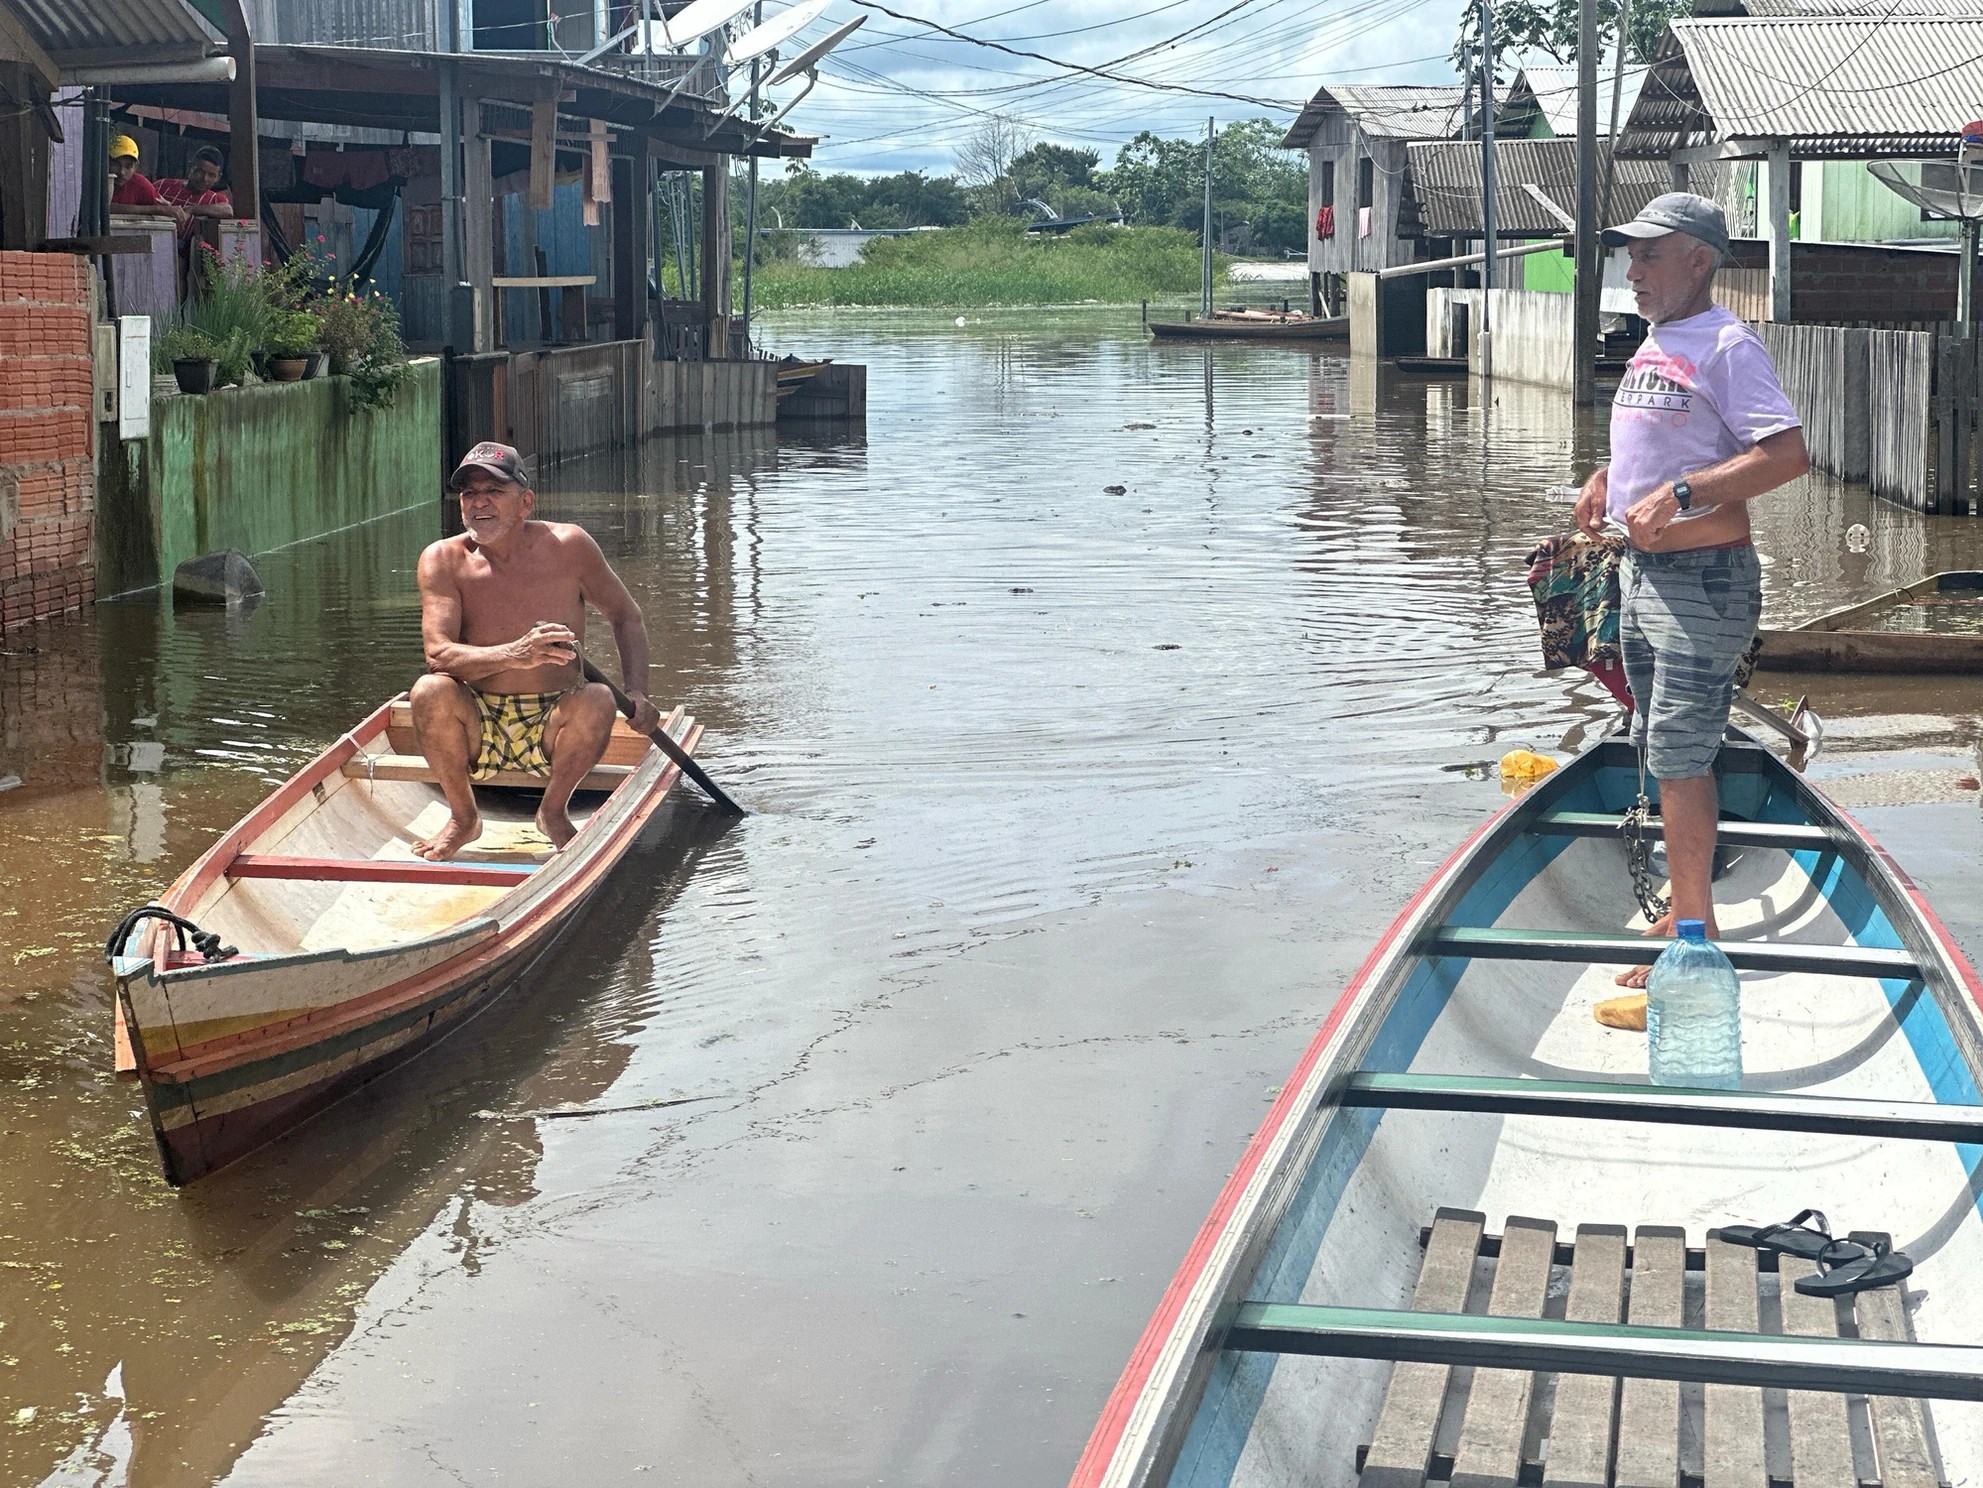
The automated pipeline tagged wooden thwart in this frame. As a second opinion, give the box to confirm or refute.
[1356,1215,1943,1488]
[342,754,634,793]
[226,855,535,888]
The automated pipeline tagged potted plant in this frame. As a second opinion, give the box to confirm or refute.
[157,324,221,394]
[264,310,319,382]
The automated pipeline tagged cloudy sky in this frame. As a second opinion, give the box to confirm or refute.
[744,0,1473,175]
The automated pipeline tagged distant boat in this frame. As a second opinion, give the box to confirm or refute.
[1756,570,1983,673]
[1149,308,1348,342]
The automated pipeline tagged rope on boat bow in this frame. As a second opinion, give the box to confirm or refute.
[1619,739,1671,924]
[104,906,236,965]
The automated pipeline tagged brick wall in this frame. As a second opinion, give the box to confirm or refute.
[1717,238,1982,328]
[0,252,95,630]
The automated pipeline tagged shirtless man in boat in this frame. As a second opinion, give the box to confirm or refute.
[1573,194,1809,1012]
[410,442,662,860]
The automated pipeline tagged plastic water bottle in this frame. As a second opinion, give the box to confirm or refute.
[1646,919,1742,1089]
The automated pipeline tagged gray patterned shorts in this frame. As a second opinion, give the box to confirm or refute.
[1620,544,1764,780]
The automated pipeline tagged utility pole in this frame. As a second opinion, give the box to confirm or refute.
[1202,117,1215,317]
[1479,0,1498,379]
[740,3,764,344]
[1572,0,1599,403]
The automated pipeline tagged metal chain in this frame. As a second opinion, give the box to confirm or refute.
[1619,736,1671,924]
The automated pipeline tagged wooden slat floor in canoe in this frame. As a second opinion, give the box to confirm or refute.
[1356,1212,1946,1488]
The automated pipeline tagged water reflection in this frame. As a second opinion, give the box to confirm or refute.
[2,309,1983,1486]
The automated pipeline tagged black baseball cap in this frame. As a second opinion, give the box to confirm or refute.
[449,441,528,490]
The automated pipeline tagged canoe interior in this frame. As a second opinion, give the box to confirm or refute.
[1758,571,1983,672]
[187,704,650,959]
[116,696,673,1077]
[1790,572,1983,636]
[1164,745,1983,1488]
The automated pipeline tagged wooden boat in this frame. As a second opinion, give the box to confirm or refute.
[776,356,832,402]
[1074,730,1983,1488]
[108,694,702,1185]
[1757,570,1983,673]
[1149,311,1349,342]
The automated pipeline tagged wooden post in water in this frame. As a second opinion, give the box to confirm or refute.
[1572,0,1598,403]
[1479,0,1498,380]
[1201,118,1215,318]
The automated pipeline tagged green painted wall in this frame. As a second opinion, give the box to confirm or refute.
[98,360,441,597]
[1522,246,1577,293]
[1811,162,1961,244]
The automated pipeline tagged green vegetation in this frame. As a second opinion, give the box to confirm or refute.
[1452,0,1684,66]
[745,117,1306,256]
[746,218,1227,309]
[146,242,407,404]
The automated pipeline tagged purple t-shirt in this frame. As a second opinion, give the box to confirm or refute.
[1606,305,1801,529]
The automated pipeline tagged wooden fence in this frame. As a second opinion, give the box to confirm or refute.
[1867,330,1934,508]
[1756,323,1868,483]
[1758,323,1979,513]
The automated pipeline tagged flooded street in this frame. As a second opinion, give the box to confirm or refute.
[6,309,1983,1486]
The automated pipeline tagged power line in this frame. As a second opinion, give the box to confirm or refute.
[840,0,1307,109]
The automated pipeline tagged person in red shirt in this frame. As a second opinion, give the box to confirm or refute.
[156,147,234,238]
[109,135,186,227]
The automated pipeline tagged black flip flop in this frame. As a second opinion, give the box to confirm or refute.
[1793,1236,1914,1297]
[1719,1209,1868,1264]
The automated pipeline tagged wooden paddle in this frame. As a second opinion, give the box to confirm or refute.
[580,657,743,815]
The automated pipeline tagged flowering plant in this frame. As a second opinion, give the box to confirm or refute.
[316,289,408,412]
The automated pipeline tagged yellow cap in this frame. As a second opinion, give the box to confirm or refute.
[109,134,140,160]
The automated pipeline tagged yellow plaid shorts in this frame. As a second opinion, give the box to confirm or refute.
[469,688,567,781]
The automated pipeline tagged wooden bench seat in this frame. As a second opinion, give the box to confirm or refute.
[228,854,537,888]
[341,754,635,794]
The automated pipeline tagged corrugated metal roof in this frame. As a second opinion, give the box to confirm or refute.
[1281,85,1470,148]
[1738,0,1983,15]
[1618,16,1983,158]
[4,0,222,63]
[1405,138,1671,235]
[1509,63,1646,138]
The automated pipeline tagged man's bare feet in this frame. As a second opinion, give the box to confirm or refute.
[1613,909,1720,988]
[535,804,577,850]
[413,812,482,861]
[1614,910,1673,989]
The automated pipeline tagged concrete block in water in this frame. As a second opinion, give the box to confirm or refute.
[173,549,265,605]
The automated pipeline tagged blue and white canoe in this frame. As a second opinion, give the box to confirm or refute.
[1074,731,1983,1488]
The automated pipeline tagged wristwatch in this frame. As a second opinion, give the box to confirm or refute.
[1673,479,1693,512]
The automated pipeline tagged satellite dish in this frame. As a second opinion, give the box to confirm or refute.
[1869,159,1983,221]
[770,13,864,85]
[725,0,831,67]
[635,0,754,52]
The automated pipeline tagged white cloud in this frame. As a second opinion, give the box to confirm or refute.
[744,0,1472,175]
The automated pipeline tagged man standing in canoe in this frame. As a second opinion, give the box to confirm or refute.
[411,442,662,860]
[1573,194,1809,1005]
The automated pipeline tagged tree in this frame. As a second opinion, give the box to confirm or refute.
[954,115,1031,213]
[1450,0,1687,71]
[1011,143,1112,220]
[754,163,971,231]
[1095,118,1307,253]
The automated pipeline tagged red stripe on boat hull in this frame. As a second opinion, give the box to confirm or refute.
[1067,801,1515,1487]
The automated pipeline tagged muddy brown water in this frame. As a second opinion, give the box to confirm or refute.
[4,309,1983,1486]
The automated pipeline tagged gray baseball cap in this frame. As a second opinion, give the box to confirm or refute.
[1601,192,1731,258]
